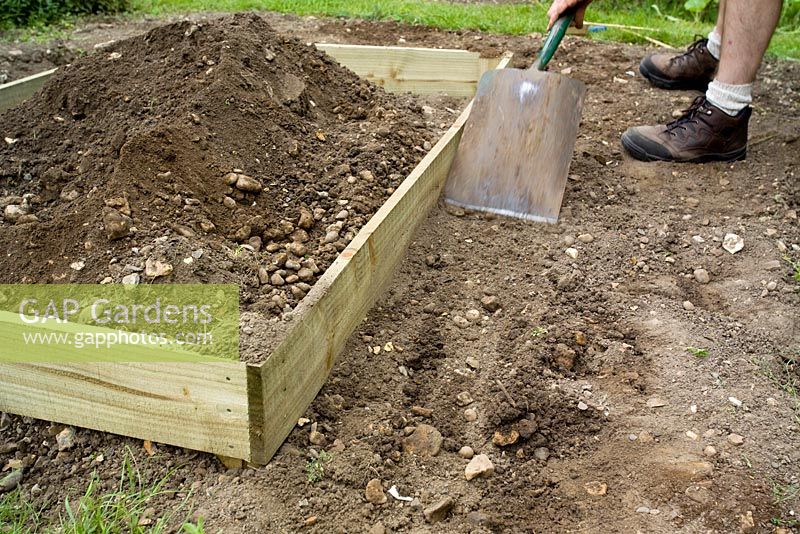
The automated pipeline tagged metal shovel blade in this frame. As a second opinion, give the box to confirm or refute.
[445,68,586,223]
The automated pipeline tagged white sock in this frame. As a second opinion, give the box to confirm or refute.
[706,79,752,116]
[707,29,722,60]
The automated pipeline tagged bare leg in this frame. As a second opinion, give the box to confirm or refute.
[716,0,781,84]
[714,0,726,40]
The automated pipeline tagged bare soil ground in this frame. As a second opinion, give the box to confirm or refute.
[1,12,799,534]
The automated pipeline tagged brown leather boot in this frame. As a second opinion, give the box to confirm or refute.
[621,96,750,163]
[639,38,718,91]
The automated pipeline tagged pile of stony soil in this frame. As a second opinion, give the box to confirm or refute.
[0,14,452,332]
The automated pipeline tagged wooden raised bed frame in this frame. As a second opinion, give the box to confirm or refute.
[0,44,512,464]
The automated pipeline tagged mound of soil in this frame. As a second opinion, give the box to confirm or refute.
[0,14,451,339]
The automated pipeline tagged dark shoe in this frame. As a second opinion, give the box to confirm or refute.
[639,38,718,91]
[621,96,750,163]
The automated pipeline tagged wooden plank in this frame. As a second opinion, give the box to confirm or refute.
[253,53,513,464]
[0,68,56,113]
[317,44,510,96]
[0,360,250,458]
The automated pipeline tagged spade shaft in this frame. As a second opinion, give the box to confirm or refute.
[445,14,586,223]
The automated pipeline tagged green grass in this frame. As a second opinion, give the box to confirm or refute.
[530,326,548,338]
[772,482,800,505]
[788,256,800,284]
[124,0,800,59]
[2,0,798,58]
[686,346,709,358]
[0,489,41,534]
[0,450,204,534]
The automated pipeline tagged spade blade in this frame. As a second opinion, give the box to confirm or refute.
[445,68,586,223]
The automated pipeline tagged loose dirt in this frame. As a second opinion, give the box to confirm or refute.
[0,14,459,361]
[1,12,799,534]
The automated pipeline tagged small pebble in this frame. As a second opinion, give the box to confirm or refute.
[365,479,387,505]
[693,268,710,284]
[481,295,501,312]
[722,233,744,254]
[464,454,494,481]
[728,433,744,446]
[465,309,481,322]
[453,316,469,328]
[456,391,474,406]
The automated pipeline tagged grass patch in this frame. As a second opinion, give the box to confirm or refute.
[0,450,204,534]
[686,346,709,358]
[306,450,334,484]
[0,488,41,534]
[787,256,800,284]
[530,326,548,338]
[772,482,800,505]
[124,0,799,59]
[754,355,800,425]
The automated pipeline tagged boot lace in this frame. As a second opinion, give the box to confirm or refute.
[668,37,709,67]
[665,95,714,136]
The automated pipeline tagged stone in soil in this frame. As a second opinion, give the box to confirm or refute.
[554,343,576,371]
[452,316,469,328]
[465,454,494,481]
[0,470,23,493]
[480,295,501,312]
[728,433,744,445]
[459,446,475,459]
[492,430,519,447]
[584,481,607,496]
[365,478,387,505]
[423,496,455,523]
[308,423,326,446]
[722,233,744,254]
[144,258,173,278]
[56,427,76,451]
[402,424,442,457]
[103,208,133,240]
[693,268,711,284]
[456,391,474,406]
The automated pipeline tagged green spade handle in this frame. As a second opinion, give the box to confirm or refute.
[532,11,575,71]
